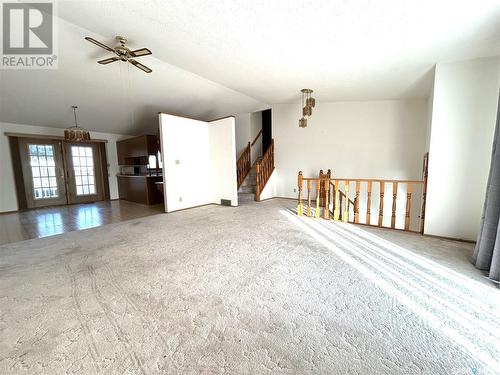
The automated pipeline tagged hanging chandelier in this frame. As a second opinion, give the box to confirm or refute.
[64,106,91,142]
[299,89,315,128]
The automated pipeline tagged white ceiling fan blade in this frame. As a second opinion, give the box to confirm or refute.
[129,59,152,73]
[98,56,120,65]
[85,37,115,52]
[130,47,152,57]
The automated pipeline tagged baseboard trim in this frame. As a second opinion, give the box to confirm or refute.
[0,209,20,215]
[422,233,476,244]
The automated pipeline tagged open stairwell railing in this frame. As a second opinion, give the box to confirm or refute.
[255,139,274,202]
[236,130,262,189]
[297,153,429,233]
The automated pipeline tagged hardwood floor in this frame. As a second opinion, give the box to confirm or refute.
[0,200,164,245]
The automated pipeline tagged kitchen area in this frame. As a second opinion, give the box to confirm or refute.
[116,134,164,206]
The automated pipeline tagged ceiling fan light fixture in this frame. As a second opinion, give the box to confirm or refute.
[85,35,153,73]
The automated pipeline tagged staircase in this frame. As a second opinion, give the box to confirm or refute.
[238,165,256,194]
[236,135,274,202]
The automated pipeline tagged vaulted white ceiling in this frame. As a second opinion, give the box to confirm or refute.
[1,0,499,135]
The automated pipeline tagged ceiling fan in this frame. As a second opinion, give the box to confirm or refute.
[85,35,153,73]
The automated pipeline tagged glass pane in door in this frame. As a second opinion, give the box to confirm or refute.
[71,146,96,196]
[28,144,59,199]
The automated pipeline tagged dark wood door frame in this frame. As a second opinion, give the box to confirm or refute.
[63,142,105,205]
[18,138,68,208]
[10,136,110,211]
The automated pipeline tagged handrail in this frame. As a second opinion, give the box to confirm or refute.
[336,186,355,207]
[296,153,429,233]
[255,139,274,201]
[251,129,262,146]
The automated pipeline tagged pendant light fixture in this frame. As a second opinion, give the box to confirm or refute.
[64,105,91,142]
[299,89,315,128]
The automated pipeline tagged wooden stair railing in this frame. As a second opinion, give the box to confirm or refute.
[296,153,429,233]
[251,129,262,147]
[236,142,251,188]
[236,130,263,189]
[255,139,274,201]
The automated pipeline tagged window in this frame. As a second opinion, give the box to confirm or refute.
[71,146,96,196]
[147,151,163,169]
[29,144,59,199]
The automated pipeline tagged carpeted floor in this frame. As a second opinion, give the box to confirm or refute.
[0,198,499,374]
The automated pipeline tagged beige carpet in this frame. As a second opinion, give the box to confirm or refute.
[0,198,499,374]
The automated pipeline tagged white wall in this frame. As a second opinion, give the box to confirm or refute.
[259,170,277,201]
[235,113,251,157]
[0,122,129,213]
[159,114,211,212]
[425,57,500,241]
[159,114,238,212]
[273,100,429,199]
[209,117,238,206]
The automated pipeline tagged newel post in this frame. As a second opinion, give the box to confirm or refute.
[297,171,303,216]
[420,153,429,234]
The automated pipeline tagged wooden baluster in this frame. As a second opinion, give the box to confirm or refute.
[405,183,413,231]
[255,163,261,202]
[391,182,398,229]
[318,170,324,207]
[315,179,320,218]
[366,181,372,225]
[378,181,384,227]
[339,193,343,221]
[307,179,312,217]
[343,181,349,222]
[354,181,360,224]
[297,171,303,216]
[324,178,330,219]
[420,152,429,234]
[333,180,340,221]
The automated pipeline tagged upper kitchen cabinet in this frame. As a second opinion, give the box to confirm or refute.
[117,135,159,165]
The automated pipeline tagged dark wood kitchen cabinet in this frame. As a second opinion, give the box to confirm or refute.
[117,135,159,165]
[117,175,163,205]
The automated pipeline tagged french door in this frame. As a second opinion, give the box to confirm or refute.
[19,139,105,208]
[63,143,104,204]
[19,139,68,208]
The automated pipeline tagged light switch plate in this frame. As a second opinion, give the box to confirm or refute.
[175,160,180,165]
[179,197,182,202]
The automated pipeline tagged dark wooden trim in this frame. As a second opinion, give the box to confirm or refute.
[4,132,108,143]
[99,142,111,200]
[60,140,70,205]
[8,137,27,210]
